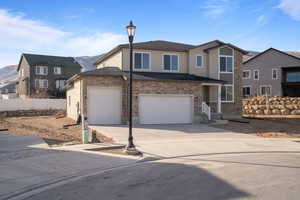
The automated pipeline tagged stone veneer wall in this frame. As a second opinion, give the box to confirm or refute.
[242,96,300,117]
[80,76,203,124]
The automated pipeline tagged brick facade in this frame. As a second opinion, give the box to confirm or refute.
[78,76,203,124]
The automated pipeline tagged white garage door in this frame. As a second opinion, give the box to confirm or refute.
[139,95,193,124]
[87,86,121,125]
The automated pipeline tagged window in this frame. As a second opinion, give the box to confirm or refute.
[242,87,251,97]
[54,67,62,75]
[68,96,71,106]
[242,70,251,79]
[286,72,300,82]
[35,79,48,89]
[55,80,66,89]
[134,53,150,70]
[163,55,178,71]
[220,56,233,72]
[254,70,259,80]
[272,69,278,80]
[219,47,233,73]
[221,85,233,102]
[260,86,271,95]
[36,66,48,75]
[196,55,203,67]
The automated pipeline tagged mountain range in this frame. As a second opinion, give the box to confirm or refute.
[0,54,103,85]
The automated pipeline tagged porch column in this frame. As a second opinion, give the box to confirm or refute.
[218,85,221,113]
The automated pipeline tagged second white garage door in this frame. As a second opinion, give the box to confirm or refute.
[87,86,121,125]
[139,95,193,124]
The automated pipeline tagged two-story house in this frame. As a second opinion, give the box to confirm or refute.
[17,53,82,98]
[66,40,247,125]
[242,48,300,98]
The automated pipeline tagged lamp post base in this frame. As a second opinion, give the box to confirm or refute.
[124,146,142,156]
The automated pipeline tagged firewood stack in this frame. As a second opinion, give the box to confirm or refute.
[242,96,300,116]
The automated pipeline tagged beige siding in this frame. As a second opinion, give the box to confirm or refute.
[208,48,219,79]
[97,51,122,69]
[122,48,188,73]
[188,47,208,76]
[67,80,81,120]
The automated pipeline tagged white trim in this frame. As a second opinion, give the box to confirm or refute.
[218,46,234,73]
[218,46,235,103]
[161,53,180,72]
[138,94,194,124]
[133,51,151,71]
[86,86,122,125]
[35,79,48,89]
[253,69,259,80]
[35,66,48,75]
[259,85,272,95]
[242,70,251,79]
[195,55,204,68]
[242,85,252,97]
[272,68,279,80]
[221,84,234,103]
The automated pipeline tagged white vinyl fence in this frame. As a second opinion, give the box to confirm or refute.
[0,98,66,111]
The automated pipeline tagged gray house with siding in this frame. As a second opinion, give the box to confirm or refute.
[242,48,300,97]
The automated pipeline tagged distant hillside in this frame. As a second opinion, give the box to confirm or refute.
[0,54,104,84]
[0,65,18,84]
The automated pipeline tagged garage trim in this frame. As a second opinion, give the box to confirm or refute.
[87,86,122,125]
[138,94,194,124]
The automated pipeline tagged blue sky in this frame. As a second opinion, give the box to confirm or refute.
[0,0,299,66]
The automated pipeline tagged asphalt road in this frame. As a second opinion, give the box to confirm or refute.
[25,152,300,200]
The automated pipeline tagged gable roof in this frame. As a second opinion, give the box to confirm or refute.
[243,48,300,64]
[94,40,196,65]
[94,40,247,65]
[69,67,225,84]
[17,53,82,71]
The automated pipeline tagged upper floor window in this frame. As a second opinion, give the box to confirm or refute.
[36,66,48,75]
[260,85,271,95]
[196,55,203,67]
[163,54,178,71]
[35,79,48,89]
[54,67,62,75]
[254,70,259,80]
[242,70,251,79]
[219,47,233,73]
[286,71,300,82]
[134,53,150,70]
[272,69,278,80]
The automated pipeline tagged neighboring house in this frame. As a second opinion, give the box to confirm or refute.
[0,81,17,94]
[17,54,82,98]
[242,48,300,98]
[66,40,247,125]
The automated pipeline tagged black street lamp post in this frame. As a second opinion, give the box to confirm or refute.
[125,21,141,155]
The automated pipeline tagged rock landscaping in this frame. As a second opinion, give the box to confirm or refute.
[242,96,300,118]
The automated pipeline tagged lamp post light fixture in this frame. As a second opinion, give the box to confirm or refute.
[125,21,141,155]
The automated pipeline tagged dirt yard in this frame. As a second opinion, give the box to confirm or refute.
[0,116,82,145]
[212,118,300,138]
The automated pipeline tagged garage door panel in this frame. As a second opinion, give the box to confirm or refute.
[139,95,193,124]
[87,87,121,125]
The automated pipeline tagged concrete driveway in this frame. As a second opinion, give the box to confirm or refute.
[90,124,300,158]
